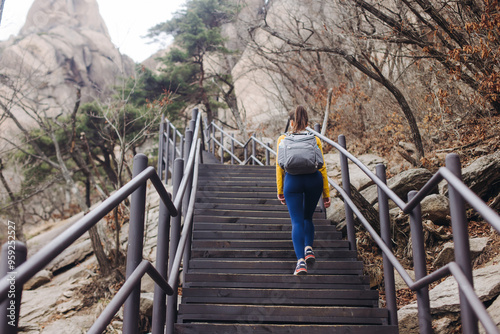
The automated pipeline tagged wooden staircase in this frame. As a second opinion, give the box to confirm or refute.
[175,164,398,333]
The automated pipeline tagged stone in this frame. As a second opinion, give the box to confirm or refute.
[56,299,81,314]
[440,151,500,200]
[0,0,135,132]
[47,238,93,272]
[433,316,456,334]
[24,269,53,290]
[140,292,155,317]
[433,237,489,269]
[39,315,93,333]
[420,194,450,225]
[479,295,500,334]
[394,269,415,291]
[324,153,385,191]
[361,168,434,206]
[326,197,346,225]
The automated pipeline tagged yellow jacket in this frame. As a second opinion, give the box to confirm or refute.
[276,134,330,198]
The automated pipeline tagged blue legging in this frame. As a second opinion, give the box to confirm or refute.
[283,171,323,260]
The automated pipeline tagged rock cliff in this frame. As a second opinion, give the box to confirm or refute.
[0,0,135,121]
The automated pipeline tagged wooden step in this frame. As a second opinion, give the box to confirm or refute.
[191,239,351,249]
[194,209,325,219]
[187,259,364,275]
[196,197,281,205]
[190,249,357,260]
[197,191,278,199]
[193,216,332,225]
[191,230,342,240]
[177,304,390,324]
[182,287,379,307]
[175,323,399,334]
[183,273,371,289]
[193,222,334,231]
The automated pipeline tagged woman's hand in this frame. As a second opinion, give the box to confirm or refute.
[323,197,331,208]
[277,194,286,205]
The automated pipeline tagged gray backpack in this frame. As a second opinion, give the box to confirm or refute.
[278,133,324,175]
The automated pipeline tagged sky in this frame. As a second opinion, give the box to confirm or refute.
[0,0,187,63]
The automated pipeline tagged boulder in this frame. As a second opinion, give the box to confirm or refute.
[398,262,500,333]
[361,168,434,206]
[325,153,385,191]
[433,237,489,269]
[46,238,93,272]
[0,0,135,131]
[440,151,500,200]
[420,194,450,225]
[140,292,155,317]
[25,269,53,290]
[480,296,500,334]
[394,269,415,290]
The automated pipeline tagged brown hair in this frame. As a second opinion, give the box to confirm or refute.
[288,105,308,133]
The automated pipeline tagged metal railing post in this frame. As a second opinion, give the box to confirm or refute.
[165,122,171,182]
[231,134,235,165]
[180,135,185,160]
[151,193,172,334]
[192,108,199,123]
[158,115,165,181]
[123,154,148,334]
[211,124,216,154]
[408,190,432,334]
[265,143,270,166]
[446,154,478,334]
[338,135,357,252]
[0,241,27,334]
[376,164,398,326]
[172,128,177,163]
[252,139,256,165]
[314,124,326,216]
[220,126,224,163]
[244,144,248,164]
[166,159,184,334]
[183,130,193,214]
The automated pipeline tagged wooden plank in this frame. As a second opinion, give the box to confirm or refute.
[193,222,334,231]
[190,249,357,260]
[194,209,326,219]
[191,239,350,249]
[193,216,332,225]
[192,230,342,240]
[178,304,389,324]
[175,324,399,334]
[182,287,379,304]
[183,273,370,286]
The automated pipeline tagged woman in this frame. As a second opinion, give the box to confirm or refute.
[276,105,331,275]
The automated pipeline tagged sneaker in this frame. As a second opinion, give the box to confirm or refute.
[294,259,307,275]
[305,247,315,265]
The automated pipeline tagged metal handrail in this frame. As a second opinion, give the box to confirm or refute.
[206,121,276,165]
[310,126,500,334]
[0,166,176,301]
[0,109,203,334]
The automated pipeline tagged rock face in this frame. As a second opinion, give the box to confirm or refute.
[0,0,135,125]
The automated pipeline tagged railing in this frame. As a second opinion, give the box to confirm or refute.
[307,126,500,334]
[205,120,276,165]
[0,109,203,334]
[2,112,498,334]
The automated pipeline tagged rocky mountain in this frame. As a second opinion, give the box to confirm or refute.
[0,0,135,122]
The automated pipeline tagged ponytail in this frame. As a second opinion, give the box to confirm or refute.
[289,105,308,132]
